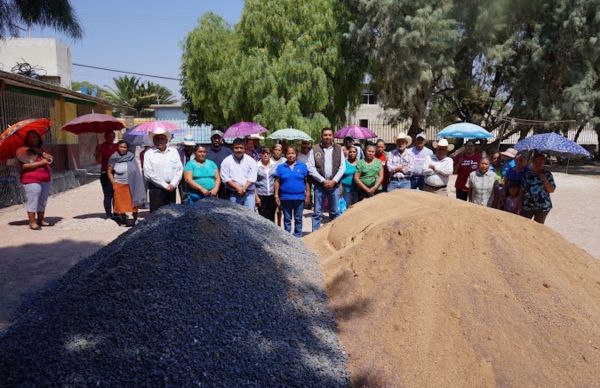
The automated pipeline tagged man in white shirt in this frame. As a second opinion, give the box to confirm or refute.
[307,127,346,230]
[387,133,414,190]
[422,139,454,196]
[144,128,183,212]
[220,138,258,209]
[410,132,434,190]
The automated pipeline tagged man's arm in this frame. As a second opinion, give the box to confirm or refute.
[169,151,184,188]
[436,158,454,177]
[331,147,347,184]
[307,149,326,183]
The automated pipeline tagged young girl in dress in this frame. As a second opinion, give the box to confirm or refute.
[504,182,521,215]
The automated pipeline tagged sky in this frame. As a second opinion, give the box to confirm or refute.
[28,0,245,99]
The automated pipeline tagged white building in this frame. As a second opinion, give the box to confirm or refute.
[0,38,72,88]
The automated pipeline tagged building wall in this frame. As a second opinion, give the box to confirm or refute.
[154,107,188,121]
[0,38,72,88]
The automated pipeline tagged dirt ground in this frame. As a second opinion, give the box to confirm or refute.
[0,171,599,330]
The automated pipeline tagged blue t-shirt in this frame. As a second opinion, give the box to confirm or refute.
[184,159,218,191]
[275,161,308,201]
[341,160,357,193]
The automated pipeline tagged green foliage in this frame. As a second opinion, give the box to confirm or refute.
[71,81,107,98]
[181,2,365,137]
[353,0,600,136]
[0,0,82,39]
[105,75,176,117]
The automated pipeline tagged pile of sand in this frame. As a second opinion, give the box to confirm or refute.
[305,190,600,386]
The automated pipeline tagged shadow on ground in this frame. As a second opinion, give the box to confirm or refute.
[8,217,64,227]
[0,240,105,331]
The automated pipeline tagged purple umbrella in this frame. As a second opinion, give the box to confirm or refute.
[224,121,268,138]
[128,120,183,135]
[334,125,377,139]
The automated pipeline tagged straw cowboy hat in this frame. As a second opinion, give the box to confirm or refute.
[395,132,412,147]
[181,133,196,146]
[432,138,455,151]
[15,147,37,164]
[148,127,173,143]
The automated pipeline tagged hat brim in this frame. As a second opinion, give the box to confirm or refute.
[148,132,173,143]
[395,136,413,147]
[432,141,455,151]
[182,141,196,146]
[500,151,516,158]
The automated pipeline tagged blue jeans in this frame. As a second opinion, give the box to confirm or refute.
[387,178,411,191]
[282,199,304,237]
[228,189,255,209]
[343,191,359,207]
[187,190,206,204]
[312,184,340,231]
[410,175,425,190]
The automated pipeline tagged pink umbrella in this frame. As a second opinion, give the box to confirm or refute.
[334,125,377,139]
[128,120,182,135]
[61,113,124,135]
[224,121,267,138]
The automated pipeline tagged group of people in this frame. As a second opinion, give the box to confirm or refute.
[19,124,557,233]
[454,143,556,223]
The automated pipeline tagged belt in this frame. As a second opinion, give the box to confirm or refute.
[425,183,447,189]
[390,177,410,181]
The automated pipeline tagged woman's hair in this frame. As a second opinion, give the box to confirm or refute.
[286,146,297,154]
[365,143,376,151]
[533,153,546,162]
[25,130,43,147]
[261,147,271,154]
[194,144,206,152]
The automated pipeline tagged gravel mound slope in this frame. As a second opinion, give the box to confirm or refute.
[305,190,600,387]
[0,199,348,386]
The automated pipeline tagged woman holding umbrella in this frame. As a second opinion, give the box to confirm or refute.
[17,131,54,230]
[520,153,556,224]
[107,140,146,227]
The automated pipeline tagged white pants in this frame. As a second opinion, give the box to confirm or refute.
[24,182,51,213]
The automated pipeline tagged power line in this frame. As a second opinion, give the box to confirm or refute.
[72,63,181,81]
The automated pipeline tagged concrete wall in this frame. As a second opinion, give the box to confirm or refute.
[0,38,72,88]
[347,103,398,127]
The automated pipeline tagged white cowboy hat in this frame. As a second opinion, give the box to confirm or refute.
[432,138,455,151]
[395,132,412,147]
[15,147,37,164]
[247,133,264,140]
[148,127,173,143]
[181,133,196,146]
[500,147,517,159]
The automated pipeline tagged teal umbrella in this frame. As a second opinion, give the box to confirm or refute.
[268,128,312,141]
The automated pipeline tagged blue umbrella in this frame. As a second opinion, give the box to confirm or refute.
[436,123,493,140]
[123,127,150,147]
[514,132,591,159]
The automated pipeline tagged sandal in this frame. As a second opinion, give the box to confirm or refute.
[29,224,41,230]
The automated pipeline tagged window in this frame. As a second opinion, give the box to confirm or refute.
[360,92,378,105]
[359,119,369,128]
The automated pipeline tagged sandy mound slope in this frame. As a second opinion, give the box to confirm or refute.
[305,190,600,387]
[0,200,348,386]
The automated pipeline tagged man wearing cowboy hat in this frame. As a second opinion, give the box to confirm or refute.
[422,139,454,196]
[386,133,415,190]
[143,128,183,212]
[178,134,197,204]
[410,132,434,190]
[206,129,232,199]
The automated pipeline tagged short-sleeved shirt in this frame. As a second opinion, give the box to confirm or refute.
[21,152,51,184]
[521,170,555,212]
[341,160,357,193]
[356,159,383,190]
[206,146,232,168]
[184,159,218,191]
[275,162,308,201]
[454,153,481,191]
[113,162,129,184]
[466,169,497,207]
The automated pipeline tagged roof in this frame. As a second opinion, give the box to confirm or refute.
[149,103,182,109]
[0,70,113,107]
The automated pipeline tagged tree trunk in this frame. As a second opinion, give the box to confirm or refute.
[573,124,585,142]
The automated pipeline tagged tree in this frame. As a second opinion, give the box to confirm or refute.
[0,0,82,39]
[105,75,176,117]
[353,0,600,139]
[181,1,366,137]
[71,81,107,98]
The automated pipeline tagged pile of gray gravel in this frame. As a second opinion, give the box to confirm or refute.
[0,199,348,386]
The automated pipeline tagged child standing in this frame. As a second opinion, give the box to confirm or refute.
[504,182,521,215]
